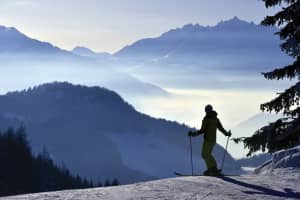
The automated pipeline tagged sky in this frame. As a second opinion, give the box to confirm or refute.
[0,0,279,53]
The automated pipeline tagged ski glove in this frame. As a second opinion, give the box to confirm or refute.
[188,131,203,137]
[188,131,196,137]
[226,130,232,137]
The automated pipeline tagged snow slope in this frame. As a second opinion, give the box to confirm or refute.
[4,145,300,199]
[3,169,300,200]
[255,145,300,175]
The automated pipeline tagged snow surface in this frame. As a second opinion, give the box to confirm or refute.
[3,145,300,199]
[2,169,300,200]
[273,146,300,168]
[255,145,300,175]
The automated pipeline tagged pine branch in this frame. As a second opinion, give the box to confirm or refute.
[280,21,300,41]
[262,57,300,80]
[281,36,300,57]
[261,82,300,113]
[275,119,300,141]
[262,0,298,8]
[285,106,300,117]
[262,2,300,56]
[234,118,299,156]
[262,2,300,26]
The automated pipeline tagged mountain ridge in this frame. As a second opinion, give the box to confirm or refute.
[0,17,278,57]
[0,82,241,184]
[0,25,72,56]
[72,46,110,58]
[113,16,284,67]
[160,17,270,39]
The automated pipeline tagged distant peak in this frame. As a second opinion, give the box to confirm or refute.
[72,46,93,51]
[72,46,96,54]
[160,17,262,38]
[160,23,205,37]
[222,16,245,22]
[232,16,242,21]
[182,24,203,30]
[0,25,21,34]
[72,46,110,57]
[216,17,256,27]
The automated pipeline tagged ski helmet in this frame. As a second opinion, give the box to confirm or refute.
[205,104,213,113]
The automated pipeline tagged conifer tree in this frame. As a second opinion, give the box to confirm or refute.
[97,182,103,187]
[234,0,300,156]
[104,180,111,187]
[111,178,120,186]
[0,127,93,196]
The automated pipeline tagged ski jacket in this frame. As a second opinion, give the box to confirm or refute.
[196,111,227,142]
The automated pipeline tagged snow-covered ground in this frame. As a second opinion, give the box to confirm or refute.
[2,169,300,200]
[2,146,300,200]
[255,145,300,175]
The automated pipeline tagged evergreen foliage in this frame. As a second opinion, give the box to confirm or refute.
[234,0,300,156]
[111,178,120,186]
[104,180,111,187]
[0,127,120,196]
[97,182,103,187]
[0,127,94,196]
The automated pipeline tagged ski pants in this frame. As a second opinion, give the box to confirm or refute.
[201,140,217,170]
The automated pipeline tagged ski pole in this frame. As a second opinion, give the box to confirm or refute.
[221,134,230,171]
[189,135,194,176]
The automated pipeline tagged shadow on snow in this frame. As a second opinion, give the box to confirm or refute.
[217,176,300,199]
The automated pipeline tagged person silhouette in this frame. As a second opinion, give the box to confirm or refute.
[188,104,231,176]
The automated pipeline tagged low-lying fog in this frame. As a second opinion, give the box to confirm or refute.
[0,61,292,158]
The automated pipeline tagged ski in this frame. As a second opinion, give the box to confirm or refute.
[174,171,239,177]
[174,172,201,176]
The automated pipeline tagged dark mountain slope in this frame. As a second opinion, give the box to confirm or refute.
[0,82,241,183]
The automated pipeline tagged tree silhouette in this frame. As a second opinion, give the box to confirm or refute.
[0,127,94,196]
[234,0,300,156]
[104,179,111,187]
[97,181,103,187]
[111,178,120,186]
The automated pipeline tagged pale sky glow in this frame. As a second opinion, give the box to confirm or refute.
[0,0,278,53]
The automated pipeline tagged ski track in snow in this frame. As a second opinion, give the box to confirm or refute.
[2,169,300,200]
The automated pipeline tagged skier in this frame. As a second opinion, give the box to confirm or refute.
[188,104,231,176]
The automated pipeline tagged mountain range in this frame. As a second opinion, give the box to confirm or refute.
[107,17,292,90]
[0,25,169,99]
[1,17,290,72]
[114,17,289,70]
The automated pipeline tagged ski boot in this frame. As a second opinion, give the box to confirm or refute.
[203,167,223,176]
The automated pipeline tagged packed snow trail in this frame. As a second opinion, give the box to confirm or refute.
[2,169,300,200]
